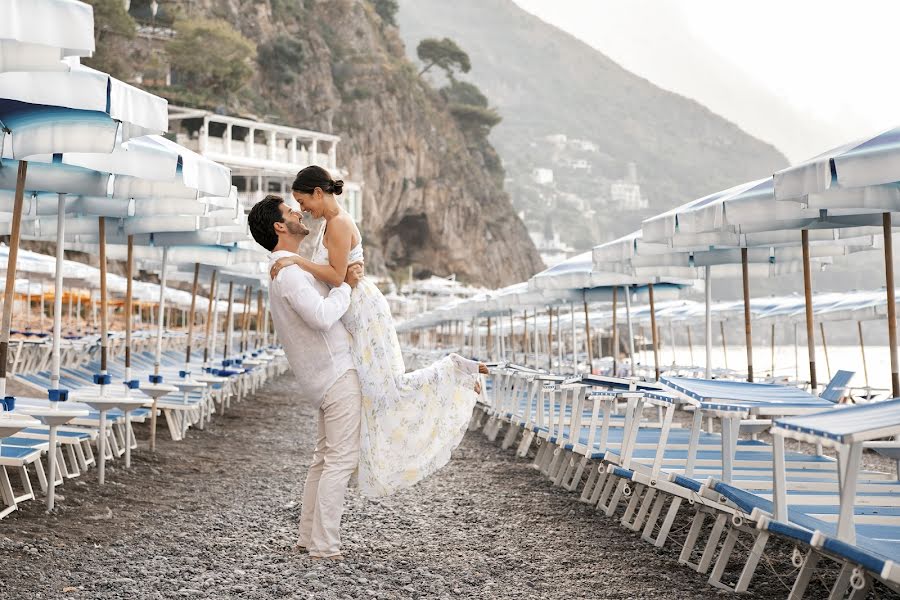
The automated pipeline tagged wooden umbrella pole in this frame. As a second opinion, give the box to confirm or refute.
[185,263,200,367]
[770,323,776,379]
[522,311,528,364]
[124,236,134,381]
[686,325,694,368]
[240,285,252,355]
[583,291,593,373]
[720,321,729,371]
[648,283,660,380]
[223,281,234,360]
[611,286,618,376]
[509,309,515,363]
[0,162,27,397]
[547,307,553,371]
[858,322,870,392]
[202,270,218,364]
[883,212,899,398]
[801,229,817,390]
[256,289,264,351]
[741,247,753,382]
[820,322,832,381]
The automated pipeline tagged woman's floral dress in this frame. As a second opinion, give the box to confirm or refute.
[311,219,480,497]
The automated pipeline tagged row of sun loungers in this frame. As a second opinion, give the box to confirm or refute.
[0,334,288,519]
[475,364,900,597]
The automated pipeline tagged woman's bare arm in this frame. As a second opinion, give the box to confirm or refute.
[271,215,354,288]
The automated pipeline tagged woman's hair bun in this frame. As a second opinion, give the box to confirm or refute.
[330,179,344,195]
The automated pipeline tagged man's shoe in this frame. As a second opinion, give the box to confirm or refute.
[310,554,344,562]
[291,544,308,553]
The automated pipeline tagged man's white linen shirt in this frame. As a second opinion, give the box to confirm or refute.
[268,250,355,408]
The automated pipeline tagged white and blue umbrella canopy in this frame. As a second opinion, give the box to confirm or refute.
[531,250,640,291]
[2,1,168,158]
[669,178,890,249]
[2,0,95,63]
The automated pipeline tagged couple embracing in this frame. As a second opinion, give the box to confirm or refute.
[248,166,487,560]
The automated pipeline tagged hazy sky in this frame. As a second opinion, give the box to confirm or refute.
[511,0,900,163]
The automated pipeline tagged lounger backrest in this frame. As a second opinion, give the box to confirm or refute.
[820,370,855,403]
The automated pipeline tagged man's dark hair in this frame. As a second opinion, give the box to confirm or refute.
[248,195,285,251]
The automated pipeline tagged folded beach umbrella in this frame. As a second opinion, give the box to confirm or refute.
[640,175,888,386]
[0,0,171,411]
[774,126,900,394]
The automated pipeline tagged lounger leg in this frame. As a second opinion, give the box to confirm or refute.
[620,483,645,527]
[543,446,561,477]
[486,418,501,442]
[516,430,535,458]
[603,479,626,517]
[630,487,657,532]
[787,549,821,600]
[696,513,728,574]
[500,422,519,450]
[64,445,80,477]
[0,467,17,517]
[565,456,588,492]
[587,466,610,506]
[596,471,618,513]
[828,563,854,600]
[679,509,708,565]
[734,530,767,593]
[554,453,577,488]
[32,460,48,494]
[708,525,741,589]
[641,492,668,544]
[82,439,95,468]
[532,438,547,467]
[16,466,35,502]
[579,462,600,503]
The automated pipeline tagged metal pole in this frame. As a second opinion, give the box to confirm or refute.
[98,218,109,387]
[648,283,660,380]
[124,236,133,385]
[509,309,515,364]
[611,286,618,375]
[704,266,712,378]
[802,229,817,390]
[50,194,66,391]
[883,212,899,398]
[625,286,635,377]
[583,291,593,374]
[556,306,562,370]
[741,247,753,382]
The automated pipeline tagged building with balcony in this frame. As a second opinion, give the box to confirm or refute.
[167,106,363,222]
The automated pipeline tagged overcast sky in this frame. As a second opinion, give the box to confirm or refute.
[511,0,900,163]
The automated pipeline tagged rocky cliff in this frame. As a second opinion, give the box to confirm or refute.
[397,0,790,249]
[105,0,544,288]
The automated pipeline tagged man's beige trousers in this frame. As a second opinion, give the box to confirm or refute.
[298,369,362,557]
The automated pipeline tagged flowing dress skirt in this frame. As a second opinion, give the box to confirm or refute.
[342,278,479,497]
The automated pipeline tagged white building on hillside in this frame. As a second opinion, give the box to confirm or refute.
[531,168,554,185]
[610,162,648,211]
[168,106,363,222]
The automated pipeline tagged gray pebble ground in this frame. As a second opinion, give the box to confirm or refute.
[0,375,896,599]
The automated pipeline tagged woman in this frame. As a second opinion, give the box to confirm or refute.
[270,165,487,497]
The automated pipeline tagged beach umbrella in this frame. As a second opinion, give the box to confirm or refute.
[775,126,900,396]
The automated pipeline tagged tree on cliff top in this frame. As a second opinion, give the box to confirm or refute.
[166,18,256,98]
[83,0,136,81]
[416,37,471,78]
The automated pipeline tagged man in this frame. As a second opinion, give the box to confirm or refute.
[248,194,363,561]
